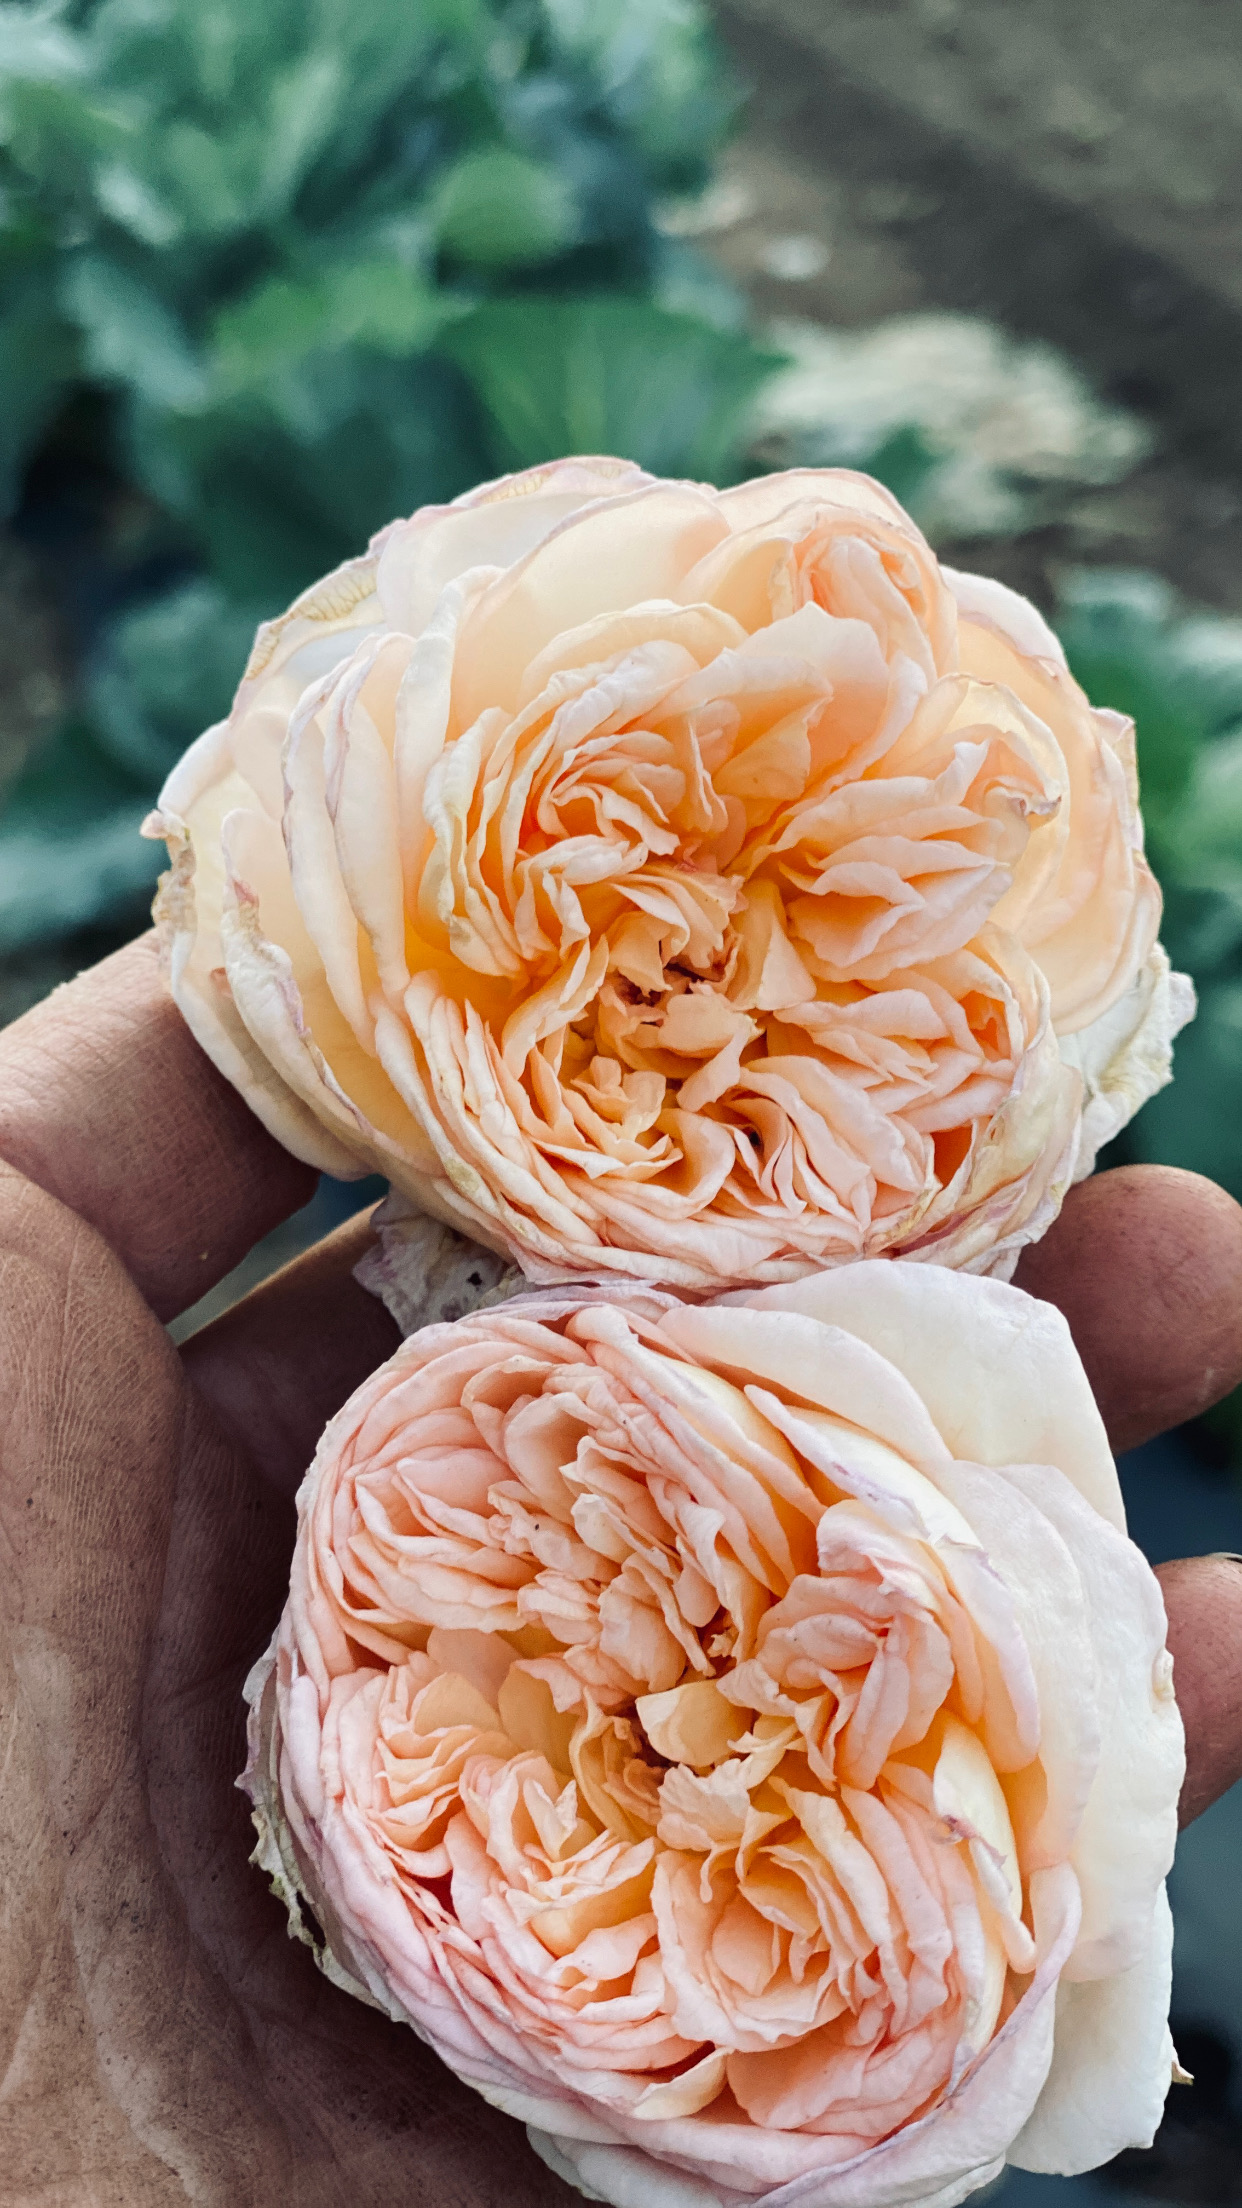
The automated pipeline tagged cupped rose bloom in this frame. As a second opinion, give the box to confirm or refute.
[148,459,1191,1289]
[244,1259,1184,2208]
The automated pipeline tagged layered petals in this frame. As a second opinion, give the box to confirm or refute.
[149,460,1191,1291]
[244,1260,1183,2208]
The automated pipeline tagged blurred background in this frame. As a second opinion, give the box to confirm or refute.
[2,0,1241,2197]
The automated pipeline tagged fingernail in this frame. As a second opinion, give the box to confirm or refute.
[1207,1552,1242,1565]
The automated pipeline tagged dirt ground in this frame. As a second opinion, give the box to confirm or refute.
[711,0,1242,615]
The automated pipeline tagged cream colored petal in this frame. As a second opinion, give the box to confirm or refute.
[232,548,385,718]
[219,807,430,1176]
[517,600,746,707]
[717,466,922,536]
[377,458,655,634]
[957,614,1161,1035]
[999,1462,1182,1982]
[1010,1888,1174,2173]
[283,665,374,1048]
[630,2050,728,2122]
[733,1260,1125,1531]
[942,567,1068,668]
[932,1458,1100,1875]
[1060,944,1195,1181]
[324,634,412,1002]
[149,793,359,1177]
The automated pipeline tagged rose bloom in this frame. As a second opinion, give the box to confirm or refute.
[245,1260,1183,2208]
[149,459,1191,1291]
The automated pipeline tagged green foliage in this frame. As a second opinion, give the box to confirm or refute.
[443,295,785,480]
[0,0,742,553]
[0,0,766,950]
[0,575,261,950]
[0,715,160,952]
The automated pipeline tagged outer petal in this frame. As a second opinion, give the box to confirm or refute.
[376,456,656,635]
[725,1262,1124,1531]
[950,573,1162,1035]
[1009,1888,1175,2173]
[1060,943,1196,1181]
[941,569,1066,669]
[931,1458,1100,1874]
[218,808,437,1178]
[147,780,362,1178]
[999,1462,1183,1980]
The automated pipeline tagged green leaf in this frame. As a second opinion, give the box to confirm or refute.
[210,258,453,396]
[541,0,738,186]
[257,48,345,221]
[87,578,262,778]
[441,294,783,480]
[857,424,942,516]
[431,146,579,268]
[93,157,183,247]
[0,5,87,101]
[133,350,487,599]
[60,251,207,409]
[0,263,78,513]
[0,714,160,953]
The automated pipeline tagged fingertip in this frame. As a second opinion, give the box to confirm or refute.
[1014,1166,1242,1453]
[0,935,318,1318]
[1157,1554,1242,1824]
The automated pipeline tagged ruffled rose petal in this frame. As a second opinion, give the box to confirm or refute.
[243,1261,1182,2208]
[150,462,1189,1294]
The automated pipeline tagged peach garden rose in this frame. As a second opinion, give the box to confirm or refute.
[149,459,1192,1289]
[243,1259,1184,2207]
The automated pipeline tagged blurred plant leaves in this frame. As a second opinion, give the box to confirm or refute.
[443,294,784,478]
[0,0,754,962]
[0,713,160,952]
[210,260,456,392]
[85,575,265,777]
[61,252,208,409]
[431,146,578,267]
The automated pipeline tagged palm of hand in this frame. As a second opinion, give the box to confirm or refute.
[2,939,1242,2204]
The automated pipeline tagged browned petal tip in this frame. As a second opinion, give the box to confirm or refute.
[1013,1165,1242,1454]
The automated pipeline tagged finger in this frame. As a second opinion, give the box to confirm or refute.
[180,1208,401,1495]
[1157,1555,1242,1823]
[1013,1165,1242,1453]
[0,933,316,1320]
[0,1168,563,2201]
[0,1165,300,2195]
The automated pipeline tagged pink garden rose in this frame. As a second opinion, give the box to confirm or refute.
[244,1260,1183,2208]
[149,460,1190,1291]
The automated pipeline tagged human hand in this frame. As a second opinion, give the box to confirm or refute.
[1,937,1240,2203]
